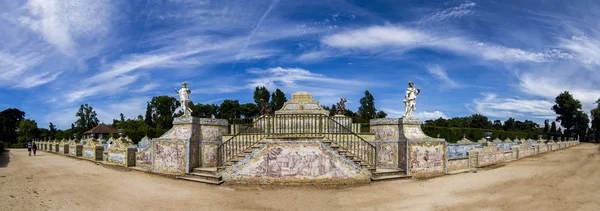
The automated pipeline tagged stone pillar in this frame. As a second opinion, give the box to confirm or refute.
[371,117,446,178]
[152,116,227,175]
[198,118,228,168]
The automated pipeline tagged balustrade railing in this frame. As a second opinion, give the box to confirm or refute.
[217,114,377,169]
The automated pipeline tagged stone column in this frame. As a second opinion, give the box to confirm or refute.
[198,118,228,168]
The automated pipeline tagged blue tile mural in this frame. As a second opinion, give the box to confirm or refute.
[447,143,482,159]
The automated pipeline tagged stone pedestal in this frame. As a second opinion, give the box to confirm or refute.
[83,139,104,161]
[108,137,136,167]
[371,117,446,178]
[152,116,228,175]
[69,141,83,157]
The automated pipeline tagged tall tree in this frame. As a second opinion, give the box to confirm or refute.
[149,96,180,130]
[269,88,286,113]
[573,111,589,141]
[550,121,557,133]
[75,104,99,135]
[49,122,57,140]
[17,119,38,142]
[591,99,600,142]
[552,91,583,138]
[543,119,550,133]
[329,104,337,117]
[218,100,241,119]
[120,113,126,122]
[357,90,376,123]
[253,86,270,106]
[0,108,26,144]
[144,102,154,127]
[189,102,219,118]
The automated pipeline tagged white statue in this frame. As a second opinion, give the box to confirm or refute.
[402,81,420,117]
[175,82,192,116]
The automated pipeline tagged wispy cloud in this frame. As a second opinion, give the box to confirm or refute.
[319,25,570,63]
[420,1,477,23]
[426,65,459,89]
[470,93,556,120]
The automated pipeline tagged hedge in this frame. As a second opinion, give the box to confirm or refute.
[0,141,4,155]
[421,126,549,143]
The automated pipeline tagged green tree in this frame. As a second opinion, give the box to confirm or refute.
[493,120,503,130]
[573,111,589,141]
[17,119,38,142]
[218,100,241,119]
[0,108,26,144]
[120,113,126,122]
[189,102,219,118]
[240,103,259,118]
[375,110,387,118]
[591,99,600,142]
[269,88,286,113]
[470,114,492,129]
[75,104,99,135]
[552,91,583,138]
[503,118,516,131]
[329,104,337,117]
[253,86,270,106]
[550,121,557,133]
[149,96,180,130]
[357,90,376,123]
[144,102,154,127]
[543,120,550,133]
[49,122,57,139]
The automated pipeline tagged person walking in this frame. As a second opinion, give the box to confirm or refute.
[27,141,32,156]
[32,142,37,156]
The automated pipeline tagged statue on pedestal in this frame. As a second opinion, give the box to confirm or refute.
[175,82,192,116]
[403,81,420,117]
[336,98,347,115]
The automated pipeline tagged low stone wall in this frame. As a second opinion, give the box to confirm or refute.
[470,145,504,167]
[447,158,469,172]
[372,140,399,168]
[136,137,153,168]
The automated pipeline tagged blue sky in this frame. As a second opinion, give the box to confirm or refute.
[1,0,599,129]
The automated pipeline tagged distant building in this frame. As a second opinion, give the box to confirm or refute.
[83,123,119,139]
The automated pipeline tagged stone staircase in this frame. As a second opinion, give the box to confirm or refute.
[177,167,223,185]
[321,140,410,181]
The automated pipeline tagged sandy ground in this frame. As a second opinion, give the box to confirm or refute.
[0,143,599,211]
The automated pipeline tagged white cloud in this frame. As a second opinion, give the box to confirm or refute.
[426,65,459,89]
[415,111,448,120]
[471,93,556,120]
[19,0,112,56]
[17,71,63,88]
[320,26,568,63]
[559,36,600,67]
[420,1,476,23]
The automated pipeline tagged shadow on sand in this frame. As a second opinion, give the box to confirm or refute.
[0,149,9,168]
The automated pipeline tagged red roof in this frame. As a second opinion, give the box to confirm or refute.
[83,123,119,134]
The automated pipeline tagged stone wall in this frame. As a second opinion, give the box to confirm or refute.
[136,137,153,168]
[69,141,83,157]
[223,141,371,185]
[199,118,228,168]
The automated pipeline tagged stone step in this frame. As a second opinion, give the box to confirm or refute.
[371,174,411,181]
[177,176,224,185]
[192,167,219,174]
[189,172,222,181]
[372,168,405,177]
